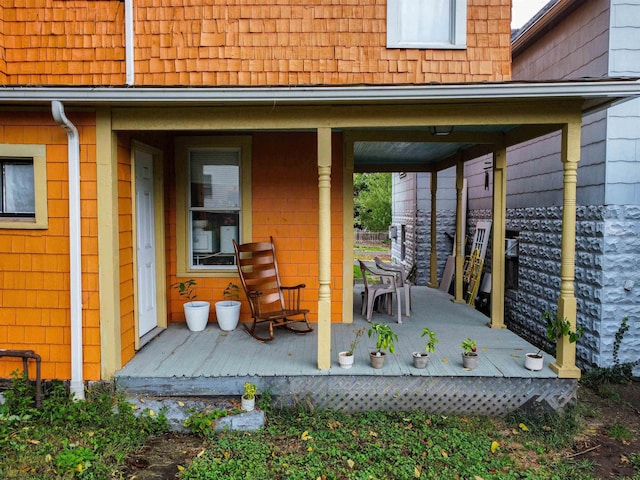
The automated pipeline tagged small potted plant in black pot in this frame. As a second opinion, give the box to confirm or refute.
[368,322,398,369]
[412,327,438,369]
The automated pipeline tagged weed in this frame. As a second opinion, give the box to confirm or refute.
[583,317,640,389]
[0,375,169,479]
[608,423,633,442]
[183,408,228,437]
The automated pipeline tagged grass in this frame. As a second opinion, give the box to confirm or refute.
[1,373,613,480]
[181,407,596,480]
[0,372,169,479]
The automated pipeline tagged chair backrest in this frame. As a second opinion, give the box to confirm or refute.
[374,256,407,285]
[233,237,285,316]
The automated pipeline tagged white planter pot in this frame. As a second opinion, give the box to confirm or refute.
[412,352,430,369]
[338,351,354,369]
[241,396,255,411]
[215,300,241,331]
[525,353,544,371]
[183,301,210,332]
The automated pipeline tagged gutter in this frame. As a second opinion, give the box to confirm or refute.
[124,0,134,86]
[0,80,638,106]
[51,101,85,401]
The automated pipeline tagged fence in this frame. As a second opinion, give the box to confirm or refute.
[354,230,388,245]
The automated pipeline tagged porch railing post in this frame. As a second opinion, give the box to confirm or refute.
[551,121,582,379]
[317,127,332,370]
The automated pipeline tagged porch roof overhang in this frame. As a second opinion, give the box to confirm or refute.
[1,78,639,172]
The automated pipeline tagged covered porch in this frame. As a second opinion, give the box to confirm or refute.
[115,285,576,415]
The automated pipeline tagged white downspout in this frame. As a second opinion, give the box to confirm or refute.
[124,0,134,85]
[52,100,85,401]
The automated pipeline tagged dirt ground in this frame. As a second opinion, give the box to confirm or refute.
[571,382,640,479]
[125,381,640,479]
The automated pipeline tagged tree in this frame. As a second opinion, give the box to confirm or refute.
[354,173,391,232]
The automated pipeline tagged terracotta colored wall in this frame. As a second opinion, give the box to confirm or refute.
[2,0,511,86]
[0,2,6,82]
[117,139,135,366]
[2,1,125,85]
[0,110,101,381]
[167,131,344,325]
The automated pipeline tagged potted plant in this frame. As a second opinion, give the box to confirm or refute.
[412,327,439,369]
[172,279,210,332]
[525,310,585,371]
[338,327,365,369]
[215,282,241,331]
[241,382,257,411]
[367,322,398,369]
[461,338,479,369]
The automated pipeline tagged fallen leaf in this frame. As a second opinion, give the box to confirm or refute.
[543,425,552,431]
[491,441,500,453]
[474,476,484,480]
[414,465,422,477]
[307,446,313,452]
[45,454,52,463]
[511,354,521,358]
[405,423,413,430]
[347,459,355,469]
[148,409,156,417]
[301,431,313,441]
[197,448,206,458]
[482,348,487,353]
[518,423,529,432]
[621,454,629,463]
[177,465,185,472]
[442,358,449,363]
[369,431,378,437]
[178,401,185,407]
[441,450,448,458]
[27,439,40,444]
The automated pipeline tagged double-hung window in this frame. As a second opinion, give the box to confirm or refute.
[0,144,47,229]
[175,137,251,274]
[387,0,467,49]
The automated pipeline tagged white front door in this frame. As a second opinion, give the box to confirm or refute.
[135,149,158,337]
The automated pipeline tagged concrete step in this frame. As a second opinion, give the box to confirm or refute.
[125,394,265,432]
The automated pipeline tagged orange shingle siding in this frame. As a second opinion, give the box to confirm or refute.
[117,138,136,366]
[0,111,101,381]
[165,131,344,325]
[2,0,511,86]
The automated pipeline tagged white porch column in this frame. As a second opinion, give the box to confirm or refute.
[490,145,507,328]
[428,171,439,288]
[551,121,582,379]
[317,127,332,370]
[454,159,465,302]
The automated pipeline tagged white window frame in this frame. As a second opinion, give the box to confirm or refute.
[0,143,48,229]
[387,0,467,50]
[175,136,252,276]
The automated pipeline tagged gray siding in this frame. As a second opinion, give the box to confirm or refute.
[513,0,610,80]
[609,0,640,75]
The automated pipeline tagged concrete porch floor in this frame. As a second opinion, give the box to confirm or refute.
[115,286,577,415]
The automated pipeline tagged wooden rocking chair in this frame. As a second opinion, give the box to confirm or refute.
[233,237,314,342]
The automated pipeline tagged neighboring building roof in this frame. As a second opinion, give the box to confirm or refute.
[512,0,583,58]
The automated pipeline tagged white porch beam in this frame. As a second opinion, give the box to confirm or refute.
[428,172,439,288]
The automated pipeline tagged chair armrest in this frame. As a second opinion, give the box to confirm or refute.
[281,284,306,291]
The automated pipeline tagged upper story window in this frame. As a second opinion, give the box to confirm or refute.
[0,144,48,229]
[387,0,467,50]
[175,136,252,275]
